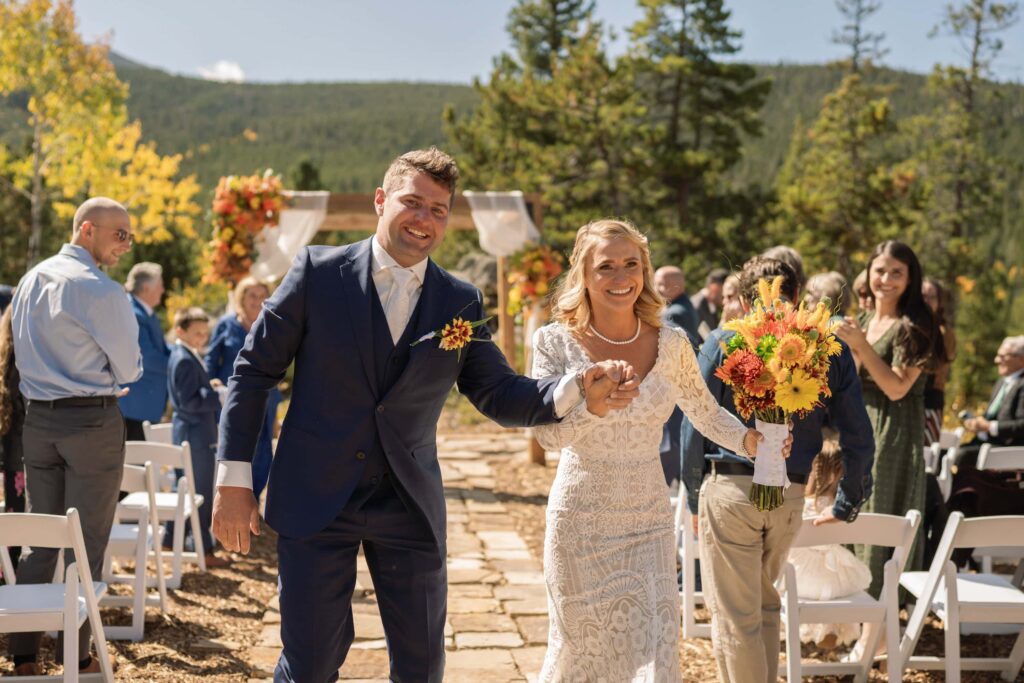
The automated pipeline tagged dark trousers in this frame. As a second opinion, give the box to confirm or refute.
[10,403,125,662]
[123,417,147,442]
[274,476,446,683]
[659,406,684,486]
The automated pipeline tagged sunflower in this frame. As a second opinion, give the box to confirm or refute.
[775,334,807,365]
[775,368,821,414]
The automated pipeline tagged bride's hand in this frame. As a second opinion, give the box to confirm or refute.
[584,360,636,416]
[605,364,640,412]
[743,423,794,458]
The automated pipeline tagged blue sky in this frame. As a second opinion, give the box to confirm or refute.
[74,0,1023,84]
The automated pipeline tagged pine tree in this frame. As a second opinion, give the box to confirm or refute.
[506,0,596,77]
[831,0,888,73]
[624,0,771,271]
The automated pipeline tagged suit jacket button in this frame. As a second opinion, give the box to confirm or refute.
[376,405,385,414]
[355,451,366,460]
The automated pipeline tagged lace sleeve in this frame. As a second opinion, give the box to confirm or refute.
[530,325,603,451]
[668,328,749,455]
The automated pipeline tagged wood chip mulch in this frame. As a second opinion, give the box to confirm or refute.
[0,526,279,681]
[491,450,1024,683]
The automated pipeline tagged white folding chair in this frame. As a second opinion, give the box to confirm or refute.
[926,428,960,474]
[141,420,174,445]
[102,462,169,641]
[0,509,114,682]
[970,445,1024,574]
[673,488,710,639]
[899,512,1024,683]
[779,510,920,682]
[118,441,206,589]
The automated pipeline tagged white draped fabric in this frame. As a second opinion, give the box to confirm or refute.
[250,191,329,282]
[463,190,540,257]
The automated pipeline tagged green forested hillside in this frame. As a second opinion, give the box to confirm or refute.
[3,53,1019,198]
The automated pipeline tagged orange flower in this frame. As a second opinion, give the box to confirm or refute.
[776,334,807,365]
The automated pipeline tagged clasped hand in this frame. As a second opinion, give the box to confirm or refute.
[582,360,642,416]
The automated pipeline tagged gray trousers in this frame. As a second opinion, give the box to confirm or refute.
[9,402,125,662]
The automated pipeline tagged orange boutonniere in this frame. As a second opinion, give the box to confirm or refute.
[412,302,493,360]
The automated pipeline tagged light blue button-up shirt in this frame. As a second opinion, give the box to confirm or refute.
[12,244,142,400]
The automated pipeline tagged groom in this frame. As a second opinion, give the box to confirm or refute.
[212,148,635,682]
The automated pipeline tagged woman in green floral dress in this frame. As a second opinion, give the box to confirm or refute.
[835,241,945,596]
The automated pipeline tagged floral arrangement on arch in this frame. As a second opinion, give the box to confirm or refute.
[506,244,564,317]
[714,276,843,510]
[203,170,285,285]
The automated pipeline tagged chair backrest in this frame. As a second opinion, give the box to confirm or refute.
[124,441,188,469]
[790,511,920,556]
[0,509,92,587]
[950,514,1024,550]
[142,421,174,445]
[937,428,963,450]
[977,444,1024,471]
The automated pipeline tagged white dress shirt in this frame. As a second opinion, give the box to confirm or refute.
[216,237,582,490]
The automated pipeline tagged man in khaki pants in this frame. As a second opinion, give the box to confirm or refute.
[681,255,874,682]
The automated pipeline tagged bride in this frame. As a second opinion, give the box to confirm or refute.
[532,219,778,681]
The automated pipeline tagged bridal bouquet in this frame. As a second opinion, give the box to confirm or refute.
[714,277,842,511]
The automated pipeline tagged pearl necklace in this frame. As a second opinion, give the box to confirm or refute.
[589,319,642,345]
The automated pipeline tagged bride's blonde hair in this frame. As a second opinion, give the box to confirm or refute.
[550,219,664,335]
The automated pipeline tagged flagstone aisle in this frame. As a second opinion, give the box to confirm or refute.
[243,431,550,682]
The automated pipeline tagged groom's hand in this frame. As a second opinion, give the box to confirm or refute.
[212,486,261,554]
[584,360,640,416]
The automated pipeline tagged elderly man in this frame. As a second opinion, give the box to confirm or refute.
[119,262,171,440]
[9,197,141,676]
[940,336,1024,546]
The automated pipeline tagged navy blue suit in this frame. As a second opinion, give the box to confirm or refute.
[217,239,560,682]
[119,295,170,425]
[168,343,220,551]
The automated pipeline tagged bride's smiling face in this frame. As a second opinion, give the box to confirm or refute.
[585,237,645,315]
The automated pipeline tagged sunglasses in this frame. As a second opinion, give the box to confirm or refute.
[93,223,134,246]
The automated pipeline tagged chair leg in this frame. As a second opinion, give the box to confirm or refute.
[189,507,206,572]
[944,562,961,683]
[65,564,79,683]
[1002,627,1024,682]
[170,512,185,588]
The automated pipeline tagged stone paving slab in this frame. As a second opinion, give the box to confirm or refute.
[243,433,550,682]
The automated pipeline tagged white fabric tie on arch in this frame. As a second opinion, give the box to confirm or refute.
[463,190,540,258]
[250,191,330,282]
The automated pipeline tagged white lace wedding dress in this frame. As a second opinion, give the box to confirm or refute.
[532,323,749,682]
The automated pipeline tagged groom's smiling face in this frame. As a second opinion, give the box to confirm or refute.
[374,172,451,267]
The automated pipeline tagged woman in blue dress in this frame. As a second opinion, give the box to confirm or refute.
[205,276,280,499]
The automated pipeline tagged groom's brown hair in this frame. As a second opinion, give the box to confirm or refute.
[382,147,459,202]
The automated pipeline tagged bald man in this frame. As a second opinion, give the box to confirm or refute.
[9,197,141,675]
[655,266,699,342]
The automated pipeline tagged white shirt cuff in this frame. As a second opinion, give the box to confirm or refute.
[989,421,999,437]
[553,373,583,418]
[216,461,253,489]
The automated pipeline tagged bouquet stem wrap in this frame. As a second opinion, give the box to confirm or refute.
[750,418,791,511]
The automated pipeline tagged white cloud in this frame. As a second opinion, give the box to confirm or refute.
[197,60,246,83]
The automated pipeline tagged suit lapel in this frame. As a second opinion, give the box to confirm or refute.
[340,240,379,400]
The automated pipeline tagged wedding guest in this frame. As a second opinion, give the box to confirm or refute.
[169,307,230,567]
[719,273,743,326]
[762,244,807,291]
[205,276,280,499]
[119,262,171,440]
[0,285,12,313]
[655,265,700,486]
[954,335,1024,470]
[921,277,957,444]
[853,269,873,312]
[787,439,872,650]
[0,306,26,567]
[835,240,944,594]
[691,267,728,339]
[804,271,849,317]
[9,197,140,676]
[682,255,873,683]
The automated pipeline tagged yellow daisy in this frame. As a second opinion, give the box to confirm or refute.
[775,368,820,414]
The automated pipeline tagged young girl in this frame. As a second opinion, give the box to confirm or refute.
[788,439,872,649]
